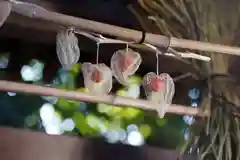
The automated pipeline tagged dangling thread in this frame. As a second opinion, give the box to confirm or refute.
[156,51,160,76]
[126,43,129,53]
[96,43,100,64]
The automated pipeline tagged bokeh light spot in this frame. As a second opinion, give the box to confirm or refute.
[7,92,16,96]
[127,124,138,133]
[139,124,151,138]
[61,118,75,131]
[188,88,200,100]
[127,131,144,146]
[21,65,35,81]
[183,116,194,125]
[40,103,55,123]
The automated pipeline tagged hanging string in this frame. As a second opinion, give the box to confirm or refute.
[126,43,129,53]
[156,51,160,76]
[96,43,100,64]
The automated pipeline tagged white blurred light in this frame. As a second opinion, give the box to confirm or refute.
[118,129,127,142]
[191,102,198,108]
[126,84,140,98]
[127,131,144,146]
[183,116,194,125]
[7,92,16,96]
[45,125,62,135]
[21,65,35,81]
[197,148,200,154]
[21,60,44,82]
[50,114,62,127]
[42,115,62,135]
[42,112,62,130]
[105,130,119,144]
[40,103,55,123]
[40,103,63,135]
[184,129,189,140]
[188,88,200,100]
[127,124,138,133]
[61,118,75,131]
[189,147,193,154]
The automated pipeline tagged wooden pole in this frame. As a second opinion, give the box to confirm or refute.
[0,127,198,160]
[0,0,11,27]
[0,80,208,117]
[8,0,240,56]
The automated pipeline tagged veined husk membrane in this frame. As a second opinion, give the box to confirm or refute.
[82,62,112,95]
[138,0,240,159]
[111,48,142,86]
[56,29,80,89]
[142,72,175,118]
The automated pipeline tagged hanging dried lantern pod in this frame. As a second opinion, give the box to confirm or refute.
[56,28,80,70]
[111,48,142,86]
[82,62,112,95]
[142,72,175,118]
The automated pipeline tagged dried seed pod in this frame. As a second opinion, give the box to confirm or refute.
[142,72,175,118]
[56,29,80,70]
[82,62,112,95]
[111,48,141,86]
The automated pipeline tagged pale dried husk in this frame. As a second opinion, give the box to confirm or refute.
[82,62,112,95]
[111,48,142,86]
[142,72,175,118]
[56,29,80,70]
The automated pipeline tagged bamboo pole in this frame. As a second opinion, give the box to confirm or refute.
[0,80,208,117]
[7,0,240,56]
[0,0,11,27]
